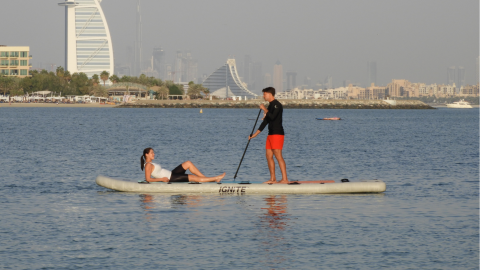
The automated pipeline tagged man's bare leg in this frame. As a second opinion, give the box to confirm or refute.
[272,149,288,183]
[181,160,206,177]
[263,149,276,184]
[189,173,226,183]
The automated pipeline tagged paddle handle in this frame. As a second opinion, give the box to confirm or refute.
[234,109,262,180]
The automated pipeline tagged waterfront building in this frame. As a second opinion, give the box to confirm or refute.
[0,46,32,77]
[347,84,366,99]
[202,59,257,99]
[277,88,322,100]
[364,83,387,99]
[58,0,114,82]
[459,84,479,96]
[367,61,377,87]
[273,61,283,92]
[386,79,410,97]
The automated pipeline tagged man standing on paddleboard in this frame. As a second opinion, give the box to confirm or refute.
[249,87,289,184]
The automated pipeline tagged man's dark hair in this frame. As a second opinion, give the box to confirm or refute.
[262,87,275,96]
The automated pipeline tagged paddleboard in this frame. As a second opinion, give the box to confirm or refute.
[96,176,386,194]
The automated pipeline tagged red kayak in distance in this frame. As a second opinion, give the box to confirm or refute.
[316,117,341,120]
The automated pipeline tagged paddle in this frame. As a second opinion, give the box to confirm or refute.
[234,109,262,181]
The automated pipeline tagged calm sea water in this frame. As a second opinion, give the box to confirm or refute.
[0,107,478,270]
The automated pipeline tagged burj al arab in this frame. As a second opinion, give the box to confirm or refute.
[58,0,114,81]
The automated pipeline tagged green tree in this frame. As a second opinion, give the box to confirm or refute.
[100,70,110,86]
[203,88,210,99]
[109,74,120,84]
[156,85,169,99]
[0,77,13,95]
[91,74,99,86]
[168,84,183,95]
[56,66,65,79]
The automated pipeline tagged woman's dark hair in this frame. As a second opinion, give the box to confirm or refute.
[140,148,153,171]
[262,87,276,96]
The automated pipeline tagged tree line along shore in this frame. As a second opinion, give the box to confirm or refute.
[0,67,207,99]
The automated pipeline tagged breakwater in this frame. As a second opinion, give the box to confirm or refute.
[117,99,434,109]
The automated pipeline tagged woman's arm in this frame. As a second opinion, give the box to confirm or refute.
[144,164,169,182]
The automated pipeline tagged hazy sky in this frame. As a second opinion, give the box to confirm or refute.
[2,0,478,86]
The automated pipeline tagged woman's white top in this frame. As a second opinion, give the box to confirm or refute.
[147,162,172,180]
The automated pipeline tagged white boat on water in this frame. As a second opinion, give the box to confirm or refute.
[446,99,472,108]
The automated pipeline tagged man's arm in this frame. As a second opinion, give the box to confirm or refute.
[249,129,261,140]
[264,102,281,121]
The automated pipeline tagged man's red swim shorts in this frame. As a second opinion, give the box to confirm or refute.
[266,135,284,150]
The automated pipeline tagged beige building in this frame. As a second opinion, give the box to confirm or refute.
[0,46,32,78]
[458,84,479,96]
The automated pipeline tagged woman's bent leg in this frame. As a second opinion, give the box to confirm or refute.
[188,173,226,183]
[181,161,206,177]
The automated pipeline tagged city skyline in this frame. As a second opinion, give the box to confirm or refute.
[0,0,478,87]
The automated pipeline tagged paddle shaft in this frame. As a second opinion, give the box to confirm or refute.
[234,109,262,180]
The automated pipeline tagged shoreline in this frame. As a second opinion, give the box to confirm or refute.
[0,99,451,109]
[0,103,115,108]
[116,99,435,109]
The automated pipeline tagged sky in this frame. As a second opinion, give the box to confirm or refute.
[1,0,478,86]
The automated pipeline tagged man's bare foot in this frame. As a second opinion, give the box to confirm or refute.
[215,173,226,183]
[276,179,289,184]
[263,179,276,184]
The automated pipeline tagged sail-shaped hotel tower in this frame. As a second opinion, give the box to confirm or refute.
[58,0,114,80]
[203,59,257,99]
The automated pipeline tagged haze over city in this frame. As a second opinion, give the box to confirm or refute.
[1,0,478,87]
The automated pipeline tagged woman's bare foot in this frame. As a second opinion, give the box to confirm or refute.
[215,173,226,183]
[263,179,276,184]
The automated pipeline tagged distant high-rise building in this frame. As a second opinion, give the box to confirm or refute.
[126,46,133,74]
[171,50,197,83]
[253,62,263,93]
[304,76,312,88]
[367,61,377,86]
[286,71,297,90]
[58,0,114,79]
[477,57,479,84]
[324,75,333,89]
[456,66,465,87]
[152,46,165,79]
[174,51,183,82]
[264,73,272,87]
[447,66,456,85]
[273,61,283,92]
[133,0,142,76]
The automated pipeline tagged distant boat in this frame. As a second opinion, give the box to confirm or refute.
[446,99,472,109]
[316,117,341,120]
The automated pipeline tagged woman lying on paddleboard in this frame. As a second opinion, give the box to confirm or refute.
[140,148,226,183]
